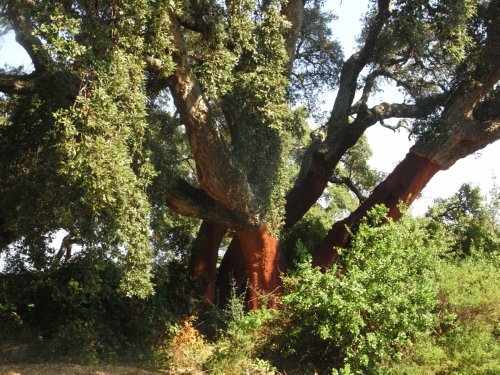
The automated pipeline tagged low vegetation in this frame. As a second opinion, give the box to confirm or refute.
[1,185,498,374]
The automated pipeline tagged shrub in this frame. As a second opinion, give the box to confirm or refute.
[278,206,443,374]
[203,290,277,374]
[388,255,500,374]
[0,253,190,363]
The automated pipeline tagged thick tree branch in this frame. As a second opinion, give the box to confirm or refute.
[287,1,393,222]
[413,117,500,169]
[166,15,254,220]
[165,178,253,230]
[326,0,392,128]
[351,68,427,113]
[356,93,447,126]
[282,0,305,75]
[285,89,444,227]
[0,72,35,94]
[7,0,52,71]
[412,1,500,168]
[312,151,441,269]
[313,1,500,268]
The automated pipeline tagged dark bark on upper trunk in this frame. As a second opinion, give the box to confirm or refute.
[166,16,254,220]
[285,169,329,226]
[169,0,499,309]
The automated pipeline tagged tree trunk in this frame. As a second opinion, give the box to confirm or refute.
[215,236,247,307]
[214,169,329,304]
[192,221,227,304]
[312,151,441,269]
[236,225,282,309]
[285,169,329,227]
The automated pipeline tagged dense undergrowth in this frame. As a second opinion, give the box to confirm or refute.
[1,207,498,374]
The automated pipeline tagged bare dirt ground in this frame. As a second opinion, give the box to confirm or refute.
[0,341,171,375]
[0,363,165,375]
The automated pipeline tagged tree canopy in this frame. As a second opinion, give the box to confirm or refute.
[0,0,498,303]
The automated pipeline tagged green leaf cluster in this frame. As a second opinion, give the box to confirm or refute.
[426,183,499,256]
[387,255,500,374]
[280,207,443,374]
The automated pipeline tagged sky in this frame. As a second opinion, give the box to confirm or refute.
[0,0,498,220]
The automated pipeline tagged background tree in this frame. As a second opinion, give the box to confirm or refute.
[426,183,499,256]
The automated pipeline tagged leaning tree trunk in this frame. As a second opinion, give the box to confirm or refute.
[236,225,282,309]
[312,151,440,268]
[311,18,500,269]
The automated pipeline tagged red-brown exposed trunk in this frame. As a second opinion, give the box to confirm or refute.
[285,170,329,227]
[192,221,227,304]
[236,225,282,310]
[214,170,327,307]
[215,236,247,306]
[312,151,441,269]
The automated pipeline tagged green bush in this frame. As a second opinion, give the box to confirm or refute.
[0,253,190,363]
[278,206,443,374]
[203,290,277,374]
[388,255,500,374]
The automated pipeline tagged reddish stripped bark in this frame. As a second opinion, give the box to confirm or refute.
[236,226,282,310]
[214,170,327,307]
[312,151,441,269]
[192,221,227,304]
[215,237,247,306]
[285,170,329,227]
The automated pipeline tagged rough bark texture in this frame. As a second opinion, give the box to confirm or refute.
[191,222,227,304]
[312,151,441,269]
[0,73,34,95]
[284,0,409,227]
[236,226,282,309]
[166,16,254,220]
[185,0,498,306]
[282,0,305,74]
[164,178,251,229]
[311,0,500,270]
[7,1,52,70]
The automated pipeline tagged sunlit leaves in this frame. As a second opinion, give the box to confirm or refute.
[426,183,499,256]
[281,208,443,373]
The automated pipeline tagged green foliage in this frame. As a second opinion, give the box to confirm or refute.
[387,255,500,374]
[203,290,277,374]
[368,0,486,140]
[53,1,156,297]
[0,254,191,363]
[389,0,478,63]
[426,183,499,256]
[279,207,443,374]
[1,6,499,373]
[288,0,343,118]
[280,204,332,268]
[0,0,163,297]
